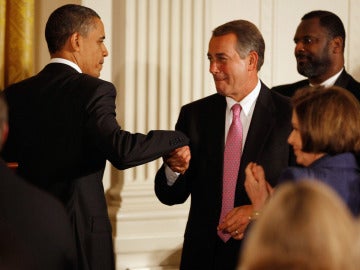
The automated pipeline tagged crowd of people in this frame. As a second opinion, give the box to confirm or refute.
[1,4,360,270]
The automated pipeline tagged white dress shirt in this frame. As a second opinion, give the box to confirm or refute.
[165,80,262,185]
[309,67,343,88]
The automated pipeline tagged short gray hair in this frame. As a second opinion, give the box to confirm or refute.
[212,20,265,71]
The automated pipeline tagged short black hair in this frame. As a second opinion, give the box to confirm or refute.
[45,4,100,54]
[302,10,345,50]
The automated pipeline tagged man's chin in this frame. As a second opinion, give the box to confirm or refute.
[215,81,227,90]
[215,87,227,96]
[297,67,313,78]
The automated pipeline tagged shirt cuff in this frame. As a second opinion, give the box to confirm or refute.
[164,164,180,186]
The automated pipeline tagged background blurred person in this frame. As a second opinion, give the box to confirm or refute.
[0,92,76,270]
[272,10,360,101]
[245,86,360,215]
[239,181,359,270]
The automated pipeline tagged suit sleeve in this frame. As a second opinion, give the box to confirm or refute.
[154,107,192,205]
[154,165,190,205]
[85,81,189,170]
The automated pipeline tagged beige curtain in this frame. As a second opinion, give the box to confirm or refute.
[0,0,34,90]
[0,0,6,90]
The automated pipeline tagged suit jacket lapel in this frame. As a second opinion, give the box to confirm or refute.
[202,95,226,201]
[240,84,275,174]
[206,95,227,164]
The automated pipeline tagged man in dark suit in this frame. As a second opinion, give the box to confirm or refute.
[272,10,360,100]
[2,4,189,270]
[0,92,77,270]
[154,20,293,269]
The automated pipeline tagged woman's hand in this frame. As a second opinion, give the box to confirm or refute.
[244,162,273,211]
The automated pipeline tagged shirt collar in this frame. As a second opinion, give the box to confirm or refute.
[225,79,261,117]
[309,68,343,88]
[49,58,82,73]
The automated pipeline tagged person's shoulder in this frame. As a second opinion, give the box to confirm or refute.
[0,160,74,239]
[339,69,360,85]
[0,164,76,269]
[261,84,292,114]
[0,161,63,213]
[1,170,67,219]
[279,166,314,183]
[78,73,115,89]
[74,73,117,102]
[267,87,291,103]
[271,79,309,90]
[181,93,224,110]
[47,63,115,90]
[271,79,309,97]
[3,73,38,96]
[339,71,360,100]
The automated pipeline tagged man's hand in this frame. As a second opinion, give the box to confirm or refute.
[217,205,253,240]
[163,145,191,174]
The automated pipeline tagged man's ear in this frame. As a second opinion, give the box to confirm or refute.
[248,51,259,71]
[332,36,344,54]
[70,32,81,51]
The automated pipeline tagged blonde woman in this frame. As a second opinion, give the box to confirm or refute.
[239,181,359,270]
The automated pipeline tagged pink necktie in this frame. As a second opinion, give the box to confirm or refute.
[218,104,242,242]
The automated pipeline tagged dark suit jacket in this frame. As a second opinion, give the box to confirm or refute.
[279,153,360,216]
[271,69,360,101]
[154,83,293,270]
[0,158,76,270]
[2,63,189,270]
